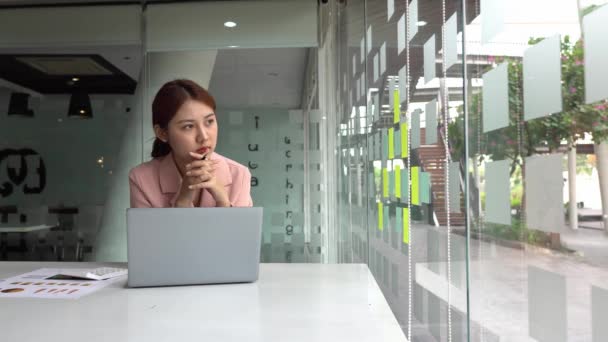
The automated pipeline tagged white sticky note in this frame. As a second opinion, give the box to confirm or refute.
[360,37,365,63]
[523,34,562,121]
[528,266,567,342]
[444,13,458,70]
[411,109,421,149]
[374,53,379,82]
[449,162,460,213]
[367,26,373,55]
[356,75,361,101]
[361,76,365,100]
[380,42,387,77]
[484,160,511,225]
[425,99,438,144]
[483,62,509,132]
[424,35,436,83]
[481,0,505,45]
[373,92,380,122]
[408,0,419,43]
[592,286,608,342]
[398,14,406,54]
[525,153,564,233]
[584,4,608,104]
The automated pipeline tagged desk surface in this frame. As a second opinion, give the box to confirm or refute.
[0,262,407,342]
[0,224,54,233]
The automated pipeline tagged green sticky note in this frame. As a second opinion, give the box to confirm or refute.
[400,123,408,158]
[378,202,383,231]
[393,89,400,124]
[401,167,409,203]
[395,164,402,199]
[420,171,431,204]
[396,207,402,232]
[389,168,395,199]
[382,168,389,198]
[388,128,395,159]
[411,166,420,205]
[403,208,410,244]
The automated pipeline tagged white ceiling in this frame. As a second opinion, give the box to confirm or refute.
[209,47,308,109]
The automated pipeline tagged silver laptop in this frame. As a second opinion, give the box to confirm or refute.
[126,207,263,288]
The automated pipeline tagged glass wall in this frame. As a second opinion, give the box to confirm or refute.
[464,0,608,341]
[0,4,144,262]
[328,0,608,340]
[0,0,323,263]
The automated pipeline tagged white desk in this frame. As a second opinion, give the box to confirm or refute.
[0,262,407,342]
[0,224,54,233]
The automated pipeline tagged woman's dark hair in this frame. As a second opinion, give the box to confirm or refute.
[151,79,216,158]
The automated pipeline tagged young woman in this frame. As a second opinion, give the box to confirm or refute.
[129,79,252,208]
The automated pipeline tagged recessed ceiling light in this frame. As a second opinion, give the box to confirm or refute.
[80,110,86,114]
[224,21,237,28]
[72,77,79,82]
[416,21,427,26]
[228,45,239,48]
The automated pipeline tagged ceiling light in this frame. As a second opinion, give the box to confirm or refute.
[72,77,79,82]
[417,21,427,26]
[224,21,237,28]
[7,92,34,117]
[228,45,240,48]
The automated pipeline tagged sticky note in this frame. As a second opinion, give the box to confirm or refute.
[400,167,409,203]
[403,208,410,244]
[411,166,420,205]
[382,130,388,164]
[400,123,408,158]
[388,128,395,159]
[378,202,383,230]
[420,171,431,204]
[393,89,400,123]
[396,207,402,232]
[395,164,402,199]
[389,168,395,199]
[382,168,389,198]
[384,205,389,231]
[395,126,402,157]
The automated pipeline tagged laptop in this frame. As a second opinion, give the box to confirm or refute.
[126,207,263,288]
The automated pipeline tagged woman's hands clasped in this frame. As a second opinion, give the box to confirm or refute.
[175,151,230,207]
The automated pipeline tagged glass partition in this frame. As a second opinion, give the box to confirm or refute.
[0,4,144,262]
[463,0,608,341]
[327,0,608,340]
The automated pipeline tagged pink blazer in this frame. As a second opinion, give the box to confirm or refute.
[129,152,253,208]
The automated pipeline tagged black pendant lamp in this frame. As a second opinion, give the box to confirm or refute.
[68,92,93,119]
[8,92,34,117]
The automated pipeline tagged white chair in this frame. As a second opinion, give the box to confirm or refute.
[20,206,57,260]
[73,205,103,261]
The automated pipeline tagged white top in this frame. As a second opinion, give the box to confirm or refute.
[0,224,54,233]
[0,262,407,342]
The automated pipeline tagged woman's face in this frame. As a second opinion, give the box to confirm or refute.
[157,99,218,161]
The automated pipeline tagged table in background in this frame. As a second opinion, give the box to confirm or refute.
[0,262,408,342]
[0,225,55,259]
